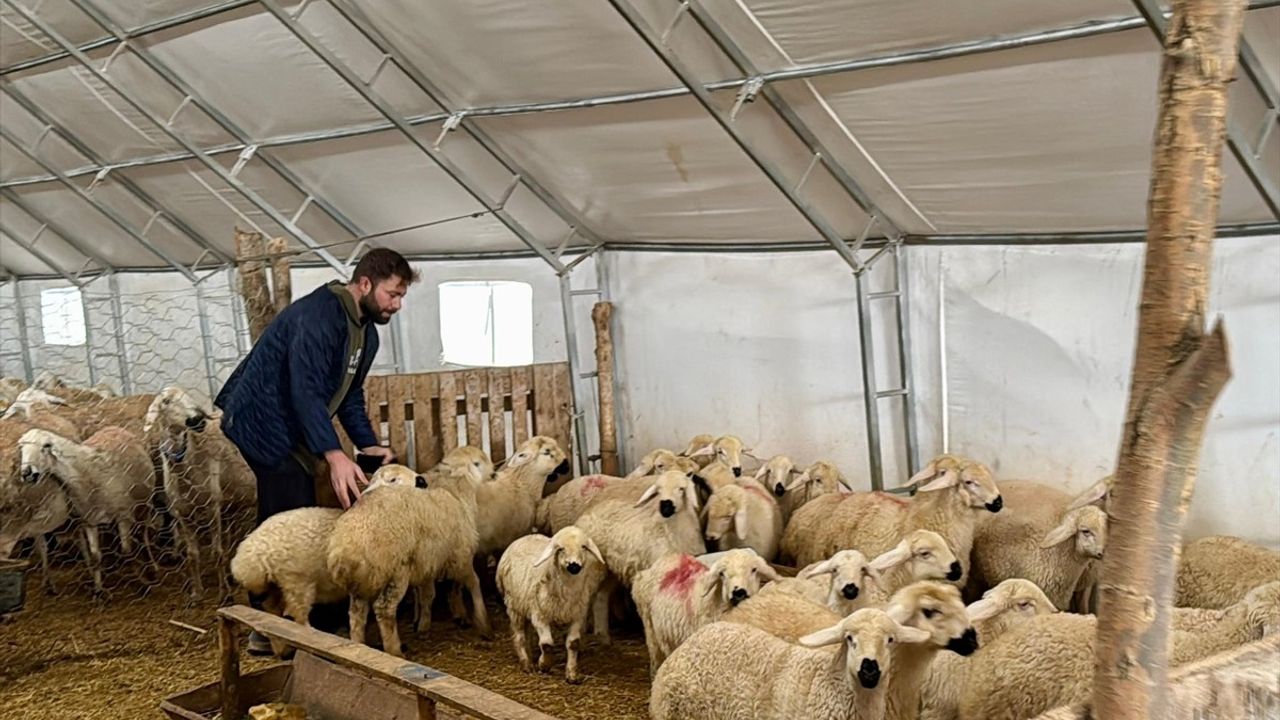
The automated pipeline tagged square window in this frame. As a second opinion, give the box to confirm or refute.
[40,287,86,346]
[438,281,533,367]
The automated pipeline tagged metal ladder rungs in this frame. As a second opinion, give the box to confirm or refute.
[867,290,901,300]
[579,370,598,380]
[875,387,909,400]
[570,288,601,296]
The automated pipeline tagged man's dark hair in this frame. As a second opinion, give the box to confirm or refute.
[351,248,419,286]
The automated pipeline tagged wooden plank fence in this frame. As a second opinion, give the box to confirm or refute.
[333,362,572,470]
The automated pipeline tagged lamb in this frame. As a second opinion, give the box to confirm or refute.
[632,548,782,674]
[781,453,1003,588]
[538,454,699,535]
[723,591,844,643]
[1170,580,1280,665]
[143,387,257,598]
[229,506,345,657]
[626,448,681,479]
[702,477,784,560]
[753,454,796,500]
[919,579,1057,720]
[678,433,716,469]
[495,525,607,683]
[864,529,963,600]
[779,460,852,524]
[970,480,1107,611]
[18,426,158,596]
[1175,535,1280,609]
[876,581,980,720]
[575,470,707,642]
[687,435,752,498]
[474,436,570,559]
[758,549,877,616]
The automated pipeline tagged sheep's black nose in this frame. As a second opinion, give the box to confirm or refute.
[730,588,748,605]
[947,627,979,656]
[185,412,208,432]
[659,500,676,518]
[732,467,742,478]
[773,483,787,497]
[414,475,428,489]
[946,562,963,582]
[842,584,859,600]
[857,658,881,689]
[20,466,37,483]
[986,496,1003,513]
[554,459,571,475]
[566,562,582,575]
[705,536,720,551]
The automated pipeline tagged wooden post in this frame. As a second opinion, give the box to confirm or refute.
[592,302,620,476]
[1092,1,1243,717]
[267,236,292,313]
[219,614,242,720]
[234,228,275,344]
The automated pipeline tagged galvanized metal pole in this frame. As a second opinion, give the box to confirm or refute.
[10,280,35,383]
[559,270,592,476]
[893,244,920,476]
[854,269,884,491]
[79,280,99,387]
[195,280,218,401]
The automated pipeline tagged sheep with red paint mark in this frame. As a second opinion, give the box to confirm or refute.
[537,456,701,535]
[702,477,785,561]
[631,548,783,675]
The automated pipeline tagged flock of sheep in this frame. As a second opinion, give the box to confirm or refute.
[221,429,1280,720]
[0,372,256,599]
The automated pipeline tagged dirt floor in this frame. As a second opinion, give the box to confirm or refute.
[0,569,651,720]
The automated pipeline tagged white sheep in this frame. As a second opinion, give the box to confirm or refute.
[702,477,784,561]
[758,549,877,616]
[678,433,717,469]
[779,460,852,524]
[1171,580,1280,665]
[753,454,796,501]
[327,463,489,657]
[782,454,1003,588]
[919,578,1058,720]
[0,416,76,591]
[722,590,844,643]
[538,456,698,536]
[864,529,963,601]
[229,506,345,657]
[143,387,257,599]
[495,525,607,683]
[18,426,158,596]
[632,548,782,674]
[626,448,681,480]
[575,470,707,643]
[474,436,569,559]
[1175,535,1280,609]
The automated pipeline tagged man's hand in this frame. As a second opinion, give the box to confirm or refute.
[325,450,366,510]
[360,445,396,466]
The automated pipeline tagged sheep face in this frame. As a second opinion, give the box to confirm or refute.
[909,454,1002,513]
[703,549,780,607]
[440,445,494,485]
[753,455,795,498]
[364,463,428,493]
[702,485,749,551]
[1242,581,1280,638]
[535,525,605,576]
[506,436,569,482]
[785,460,853,500]
[17,429,64,484]
[1040,505,1107,560]
[885,581,977,656]
[966,578,1058,625]
[799,608,932,690]
[143,386,209,434]
[671,456,700,478]
[627,448,680,480]
[635,470,699,519]
[870,530,962,584]
[801,549,875,602]
[690,435,750,477]
[31,371,64,392]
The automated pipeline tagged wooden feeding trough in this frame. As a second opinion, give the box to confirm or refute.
[161,605,560,720]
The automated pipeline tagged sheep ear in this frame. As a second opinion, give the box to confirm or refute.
[785,471,810,491]
[506,450,534,469]
[625,461,654,481]
[837,475,855,492]
[894,624,933,645]
[966,597,1001,623]
[533,541,558,568]
[687,484,701,512]
[885,600,913,625]
[689,444,715,458]
[798,624,845,648]
[1068,478,1111,510]
[753,465,769,481]
[904,460,939,489]
[800,559,836,579]
[733,507,749,540]
[702,568,724,597]
[758,561,783,583]
[916,469,959,493]
[869,539,913,572]
[861,565,882,589]
[634,485,659,507]
[585,538,605,566]
[1040,518,1077,549]
[741,447,756,458]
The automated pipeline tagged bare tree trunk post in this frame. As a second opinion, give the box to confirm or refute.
[267,236,293,314]
[1092,1,1244,717]
[234,228,276,343]
[592,301,620,476]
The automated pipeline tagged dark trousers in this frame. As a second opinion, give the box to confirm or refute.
[243,452,348,631]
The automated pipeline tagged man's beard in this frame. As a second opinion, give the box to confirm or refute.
[359,294,392,325]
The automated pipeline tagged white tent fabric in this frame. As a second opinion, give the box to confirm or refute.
[0,0,1275,276]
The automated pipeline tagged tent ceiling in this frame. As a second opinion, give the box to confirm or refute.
[0,0,1276,276]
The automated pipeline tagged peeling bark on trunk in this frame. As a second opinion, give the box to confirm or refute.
[234,228,275,344]
[267,236,292,314]
[592,301,619,476]
[1092,1,1244,718]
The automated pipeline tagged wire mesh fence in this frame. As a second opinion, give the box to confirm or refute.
[0,271,258,607]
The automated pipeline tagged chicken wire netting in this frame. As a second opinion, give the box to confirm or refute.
[0,270,260,605]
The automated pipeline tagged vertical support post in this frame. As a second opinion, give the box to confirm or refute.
[594,251,627,470]
[11,280,34,383]
[893,244,920,476]
[591,300,619,476]
[80,279,99,387]
[195,281,218,401]
[107,272,132,394]
[558,271,591,476]
[854,269,884,491]
[219,614,241,720]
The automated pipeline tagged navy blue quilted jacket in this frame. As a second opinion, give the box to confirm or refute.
[214,282,380,468]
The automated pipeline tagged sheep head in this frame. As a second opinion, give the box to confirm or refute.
[884,581,977,656]
[17,428,70,484]
[626,448,679,480]
[534,525,605,576]
[907,454,1003,513]
[801,549,877,604]
[1241,581,1280,639]
[966,578,1057,636]
[703,484,753,550]
[701,548,780,608]
[870,529,962,584]
[503,435,569,483]
[754,454,796,498]
[1040,505,1107,560]
[439,445,494,486]
[799,608,932,690]
[143,387,209,435]
[786,460,853,498]
[688,434,750,478]
[635,469,699,520]
[364,463,429,493]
